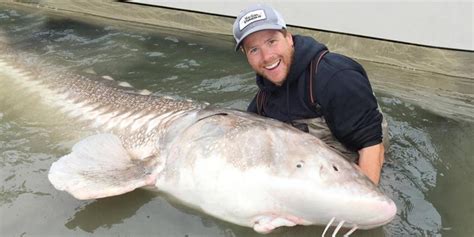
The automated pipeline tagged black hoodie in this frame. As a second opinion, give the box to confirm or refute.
[247,35,383,151]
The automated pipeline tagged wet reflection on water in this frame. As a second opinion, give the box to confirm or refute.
[1,7,473,237]
[65,190,155,233]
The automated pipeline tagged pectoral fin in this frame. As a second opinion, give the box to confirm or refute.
[48,133,161,200]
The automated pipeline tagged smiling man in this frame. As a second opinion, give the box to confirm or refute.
[233,4,388,184]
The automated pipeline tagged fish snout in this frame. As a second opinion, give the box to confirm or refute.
[381,198,397,224]
[363,197,397,229]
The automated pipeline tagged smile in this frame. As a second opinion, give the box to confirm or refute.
[264,59,281,70]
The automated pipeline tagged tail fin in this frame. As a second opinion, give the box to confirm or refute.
[48,133,161,200]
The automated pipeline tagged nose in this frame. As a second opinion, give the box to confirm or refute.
[261,46,274,63]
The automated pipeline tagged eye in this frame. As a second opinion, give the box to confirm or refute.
[248,47,258,55]
[296,160,304,168]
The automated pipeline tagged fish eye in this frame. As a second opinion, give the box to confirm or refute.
[296,161,304,168]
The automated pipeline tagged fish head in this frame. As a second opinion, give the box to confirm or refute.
[264,129,397,229]
[184,111,396,229]
[236,117,398,230]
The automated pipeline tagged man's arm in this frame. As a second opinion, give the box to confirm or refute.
[358,143,384,185]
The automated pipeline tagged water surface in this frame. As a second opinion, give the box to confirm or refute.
[1,8,473,237]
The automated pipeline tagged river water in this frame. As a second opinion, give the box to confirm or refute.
[0,7,473,237]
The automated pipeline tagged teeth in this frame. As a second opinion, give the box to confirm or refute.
[265,60,280,70]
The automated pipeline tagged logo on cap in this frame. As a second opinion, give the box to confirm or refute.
[239,10,266,31]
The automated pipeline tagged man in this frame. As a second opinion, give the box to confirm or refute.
[233,4,388,184]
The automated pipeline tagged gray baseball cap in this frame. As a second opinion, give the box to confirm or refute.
[232,4,286,51]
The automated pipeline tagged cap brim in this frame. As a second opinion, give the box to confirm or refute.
[235,24,285,51]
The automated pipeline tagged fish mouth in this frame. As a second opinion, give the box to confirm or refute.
[251,213,311,234]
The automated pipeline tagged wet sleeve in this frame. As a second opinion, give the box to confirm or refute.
[322,69,383,151]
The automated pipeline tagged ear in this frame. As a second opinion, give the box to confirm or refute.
[286,32,294,47]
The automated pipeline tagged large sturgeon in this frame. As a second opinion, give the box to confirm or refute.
[0,46,396,236]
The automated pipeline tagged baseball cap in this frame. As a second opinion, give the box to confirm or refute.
[233,4,286,51]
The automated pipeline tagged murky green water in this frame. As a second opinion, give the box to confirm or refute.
[1,8,473,237]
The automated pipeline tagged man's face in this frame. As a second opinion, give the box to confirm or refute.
[242,30,294,86]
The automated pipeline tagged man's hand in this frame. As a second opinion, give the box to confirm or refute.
[358,143,384,185]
